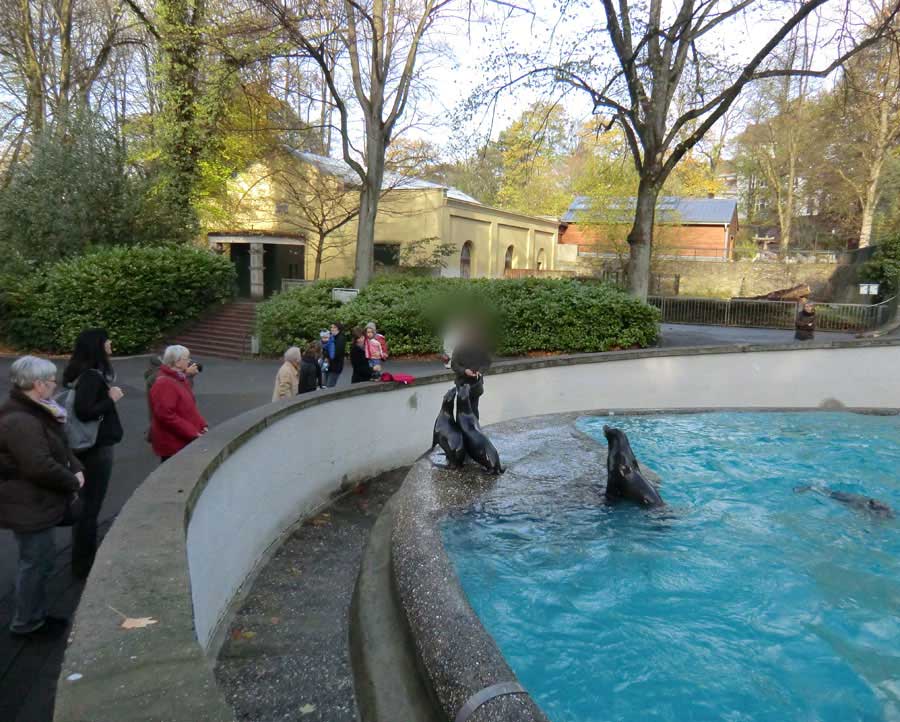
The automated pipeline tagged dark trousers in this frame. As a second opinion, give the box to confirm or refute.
[11,528,55,633]
[325,370,341,388]
[456,377,484,419]
[72,444,114,578]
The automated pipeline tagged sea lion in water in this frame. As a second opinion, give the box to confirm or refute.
[430,387,466,468]
[603,425,664,507]
[456,384,504,474]
[794,485,894,519]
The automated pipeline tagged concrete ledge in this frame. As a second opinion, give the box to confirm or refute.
[53,340,900,722]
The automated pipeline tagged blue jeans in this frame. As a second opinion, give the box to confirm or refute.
[11,528,56,634]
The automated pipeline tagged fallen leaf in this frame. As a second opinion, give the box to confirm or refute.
[270,617,280,625]
[240,630,256,640]
[120,616,158,630]
[309,513,330,527]
[299,703,316,715]
[230,628,243,641]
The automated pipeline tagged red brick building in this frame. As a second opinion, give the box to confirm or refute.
[559,196,739,261]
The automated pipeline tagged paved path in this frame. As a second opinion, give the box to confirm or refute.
[0,323,860,720]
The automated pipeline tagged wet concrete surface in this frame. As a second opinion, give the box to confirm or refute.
[214,468,409,722]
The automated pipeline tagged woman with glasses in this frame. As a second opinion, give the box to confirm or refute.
[0,356,85,637]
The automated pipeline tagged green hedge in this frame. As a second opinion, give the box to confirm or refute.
[257,276,660,356]
[4,245,235,354]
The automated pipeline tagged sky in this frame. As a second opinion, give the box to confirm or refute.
[397,0,872,159]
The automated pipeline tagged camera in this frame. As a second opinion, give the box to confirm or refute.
[191,360,204,373]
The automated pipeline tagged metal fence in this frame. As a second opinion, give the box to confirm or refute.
[648,294,899,332]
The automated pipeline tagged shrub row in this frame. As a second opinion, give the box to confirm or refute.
[256,276,660,356]
[3,245,235,354]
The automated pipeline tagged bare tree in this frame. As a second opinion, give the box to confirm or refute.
[830,13,900,247]
[260,0,453,289]
[491,0,900,298]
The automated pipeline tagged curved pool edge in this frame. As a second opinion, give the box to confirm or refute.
[390,447,552,722]
[52,339,900,722]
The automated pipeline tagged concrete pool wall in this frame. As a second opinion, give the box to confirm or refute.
[54,340,900,722]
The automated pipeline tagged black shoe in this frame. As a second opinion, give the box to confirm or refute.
[9,619,67,640]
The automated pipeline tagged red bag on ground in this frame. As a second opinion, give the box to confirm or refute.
[381,372,415,385]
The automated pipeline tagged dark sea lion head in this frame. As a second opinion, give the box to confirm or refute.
[456,383,473,413]
[867,499,895,519]
[441,386,457,412]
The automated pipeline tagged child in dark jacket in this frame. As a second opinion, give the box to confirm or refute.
[350,328,377,383]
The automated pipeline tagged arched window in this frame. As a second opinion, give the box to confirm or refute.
[504,245,514,272]
[536,248,546,271]
[460,241,473,279]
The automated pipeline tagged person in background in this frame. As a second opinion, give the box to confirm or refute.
[273,347,301,401]
[451,323,492,419]
[366,321,389,360]
[149,345,206,462]
[326,322,346,387]
[0,356,84,637]
[795,300,816,341]
[299,342,321,394]
[319,330,333,388]
[350,327,378,383]
[62,328,124,579]
[364,325,385,374]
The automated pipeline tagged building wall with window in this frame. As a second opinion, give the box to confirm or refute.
[208,151,559,295]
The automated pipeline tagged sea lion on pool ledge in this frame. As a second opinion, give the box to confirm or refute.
[430,387,466,468]
[603,425,664,507]
[457,384,504,474]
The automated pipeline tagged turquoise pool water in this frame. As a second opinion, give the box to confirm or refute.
[442,412,900,722]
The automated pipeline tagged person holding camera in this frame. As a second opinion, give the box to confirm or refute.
[148,345,207,463]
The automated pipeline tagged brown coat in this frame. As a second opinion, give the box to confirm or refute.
[272,361,299,401]
[0,389,83,533]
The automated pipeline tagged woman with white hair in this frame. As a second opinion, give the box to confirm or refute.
[148,345,208,462]
[272,347,301,401]
[0,356,85,638]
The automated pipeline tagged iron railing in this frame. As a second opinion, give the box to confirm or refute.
[648,294,899,332]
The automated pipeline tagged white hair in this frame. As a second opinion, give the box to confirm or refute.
[162,345,190,367]
[284,346,301,363]
[10,355,57,390]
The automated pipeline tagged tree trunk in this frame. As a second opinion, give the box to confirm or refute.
[626,181,659,300]
[354,133,385,289]
[858,102,890,249]
[355,183,378,288]
[20,0,45,134]
[315,231,325,279]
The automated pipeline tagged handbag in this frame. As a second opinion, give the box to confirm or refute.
[58,370,103,452]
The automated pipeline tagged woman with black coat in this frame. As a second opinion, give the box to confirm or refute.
[62,328,124,579]
[350,327,378,383]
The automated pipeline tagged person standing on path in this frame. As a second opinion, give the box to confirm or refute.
[0,356,85,637]
[350,328,378,383]
[62,329,124,579]
[273,347,301,401]
[149,345,207,463]
[795,301,816,341]
[325,323,346,387]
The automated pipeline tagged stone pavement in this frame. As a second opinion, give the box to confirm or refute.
[0,322,858,721]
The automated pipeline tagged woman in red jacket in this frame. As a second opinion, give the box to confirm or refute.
[149,345,207,462]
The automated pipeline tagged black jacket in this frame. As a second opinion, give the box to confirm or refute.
[350,343,375,383]
[795,310,815,341]
[72,369,123,448]
[0,389,83,533]
[451,343,492,385]
[299,355,320,393]
[330,333,346,375]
